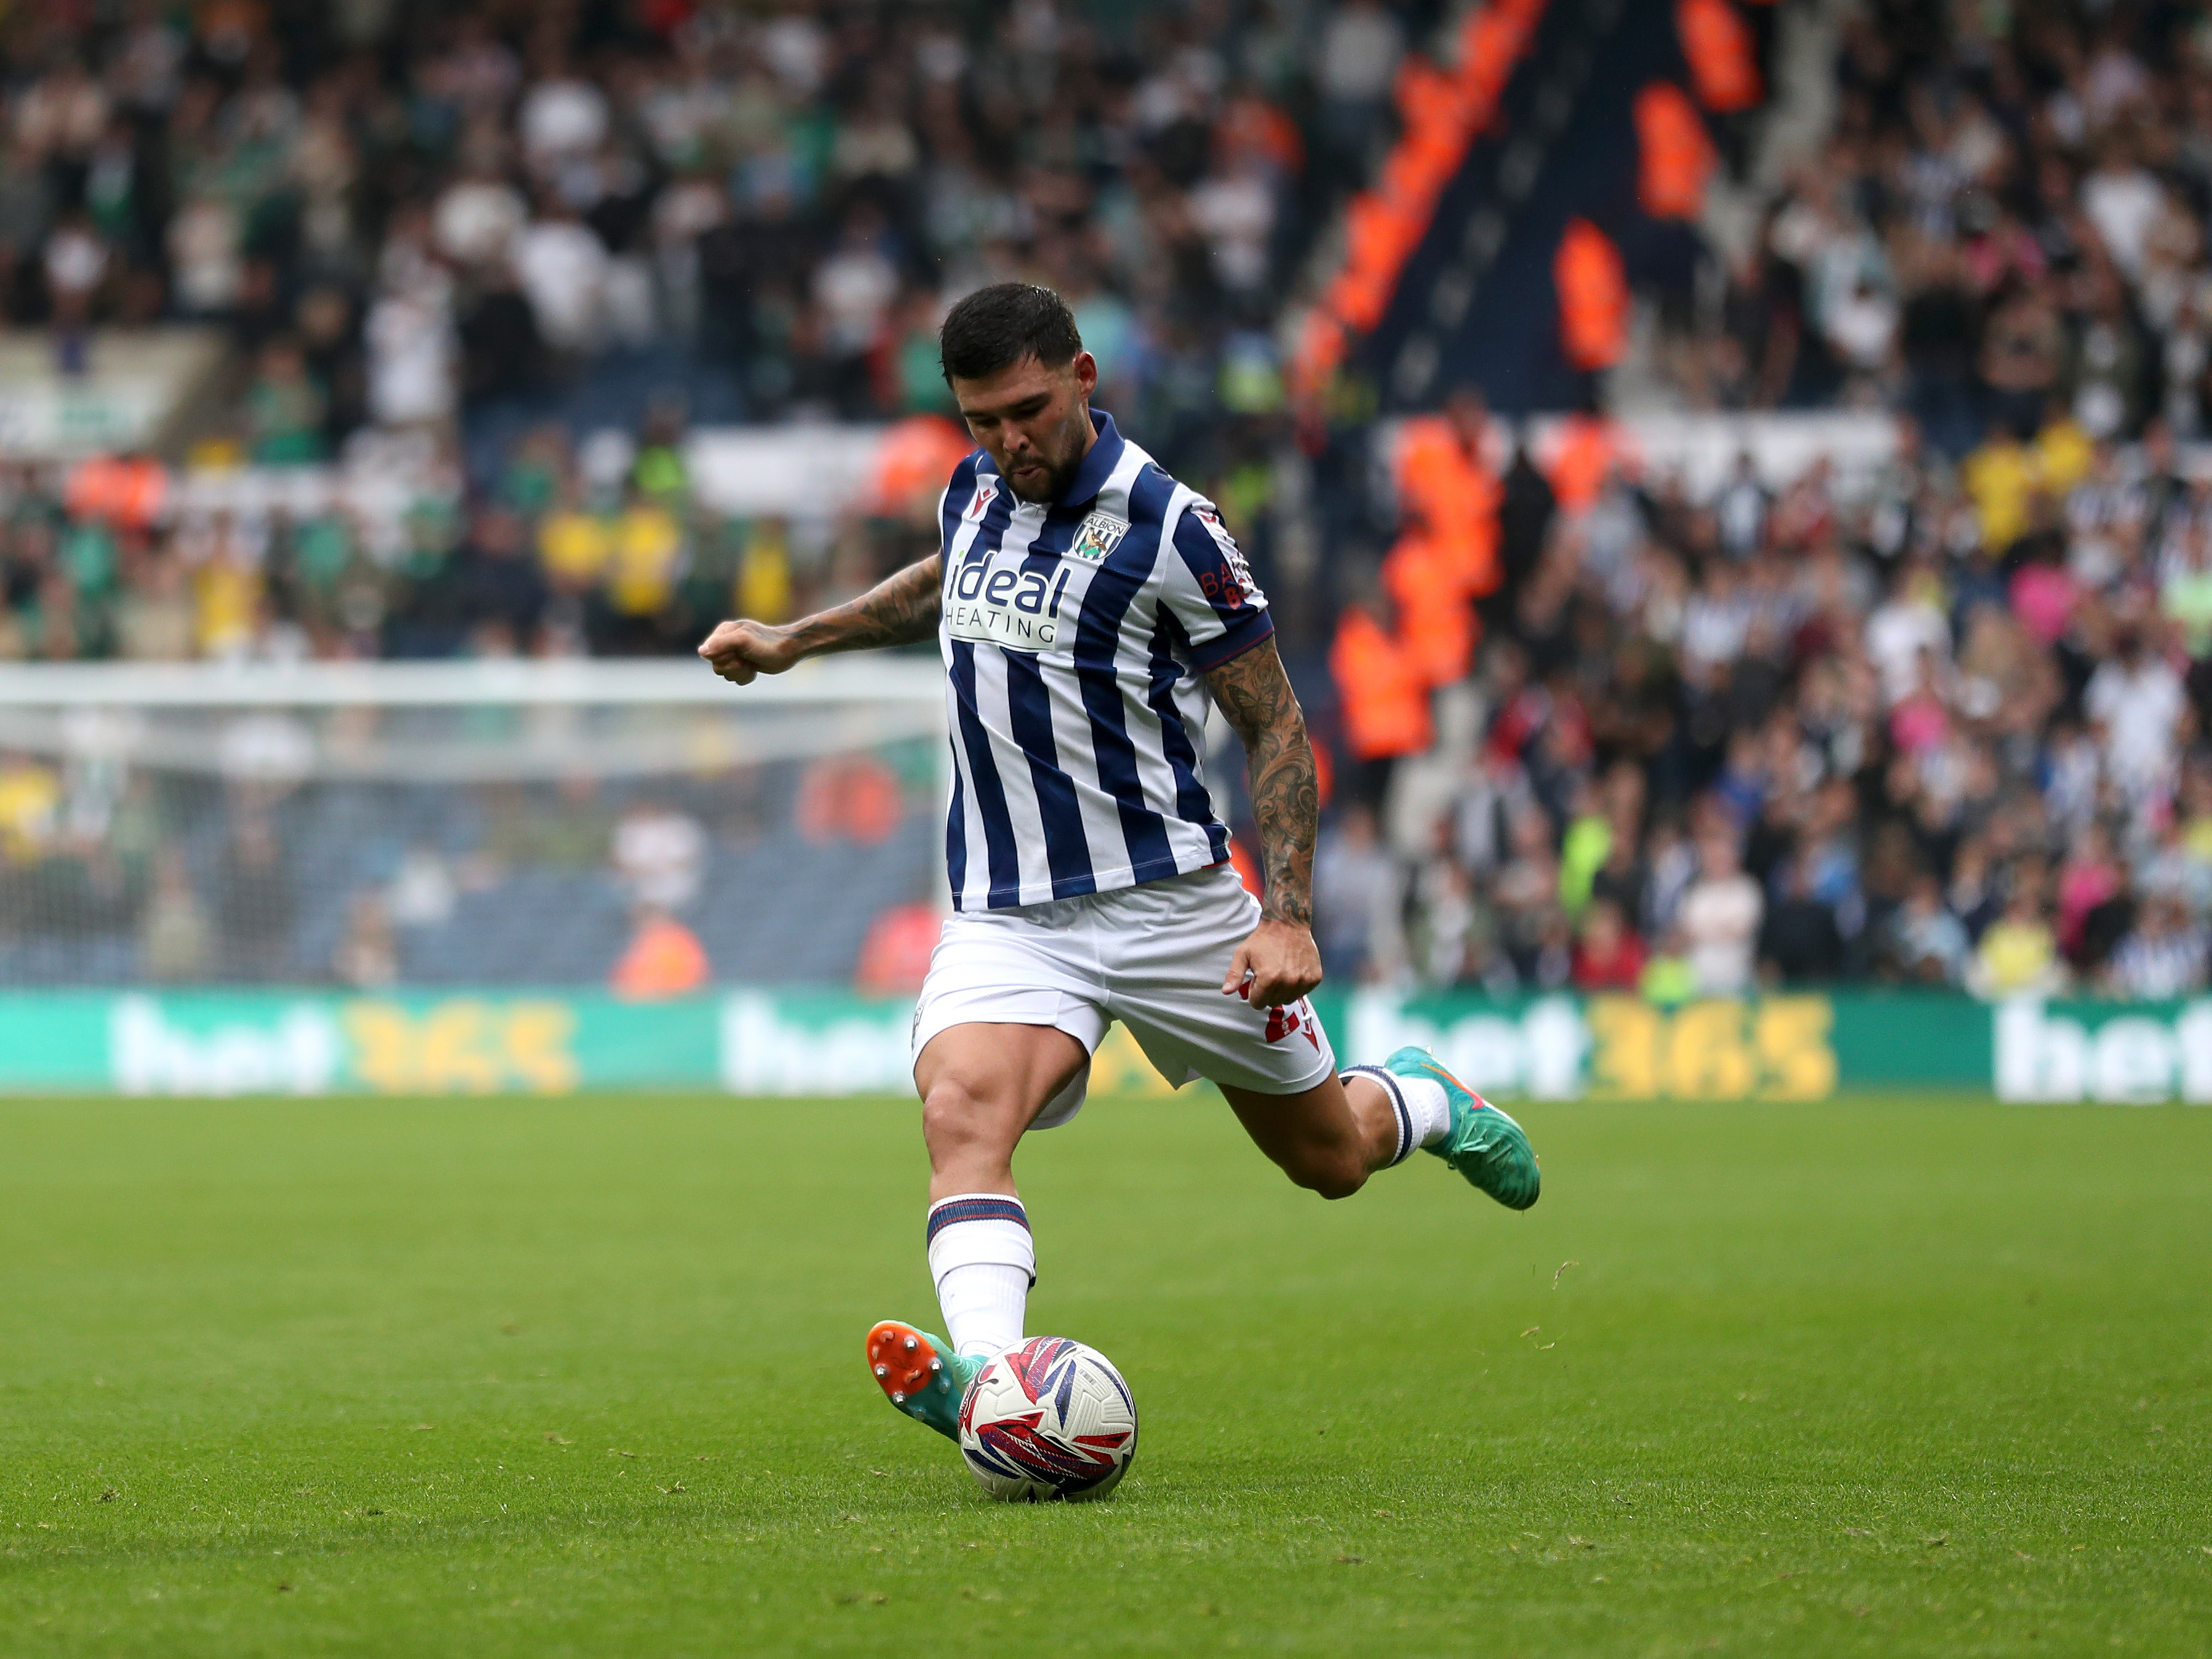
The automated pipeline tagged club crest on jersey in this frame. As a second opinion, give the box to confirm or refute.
[1068,510,1130,563]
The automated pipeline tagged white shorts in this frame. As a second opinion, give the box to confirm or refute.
[911,865,1338,1130]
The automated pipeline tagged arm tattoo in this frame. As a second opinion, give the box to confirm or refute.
[1202,641,1319,929]
[789,555,944,656]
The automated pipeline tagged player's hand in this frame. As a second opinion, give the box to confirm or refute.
[698,618,803,685]
[1222,918,1323,1011]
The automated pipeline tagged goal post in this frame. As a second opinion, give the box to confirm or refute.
[0,655,1223,1099]
[0,654,951,997]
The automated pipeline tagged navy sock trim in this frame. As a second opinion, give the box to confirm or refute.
[1342,1066,1413,1165]
[925,1196,1030,1245]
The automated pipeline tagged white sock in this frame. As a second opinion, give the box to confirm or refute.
[926,1194,1034,1359]
[1341,1067,1454,1165]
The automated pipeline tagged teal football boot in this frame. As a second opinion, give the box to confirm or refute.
[1384,1046,1542,1210]
[866,1320,984,1440]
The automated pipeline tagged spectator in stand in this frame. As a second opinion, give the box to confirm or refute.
[1570,897,1644,992]
[1490,804,1563,986]
[244,341,329,465]
[2105,893,2210,999]
[1969,886,2067,1000]
[1679,830,1763,997]
[1759,853,1845,984]
[2056,822,2126,966]
[514,193,611,361]
[612,795,706,914]
[139,848,212,982]
[332,890,400,989]
[1313,803,1391,984]
[1886,872,1971,985]
[1312,0,1402,186]
[2086,627,2188,806]
[215,813,293,982]
[609,904,710,1000]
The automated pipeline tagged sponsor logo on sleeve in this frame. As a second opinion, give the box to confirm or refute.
[1191,504,1258,608]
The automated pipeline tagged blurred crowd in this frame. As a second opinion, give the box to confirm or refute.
[1314,411,2212,1002]
[1660,1,2212,442]
[1313,1,2212,1003]
[0,0,1420,663]
[0,421,893,661]
[18,0,2212,1006]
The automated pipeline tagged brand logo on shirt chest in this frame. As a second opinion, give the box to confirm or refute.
[946,561,1076,651]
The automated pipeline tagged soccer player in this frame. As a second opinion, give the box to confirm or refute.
[699,283,1538,1442]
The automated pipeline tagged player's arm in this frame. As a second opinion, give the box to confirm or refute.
[698,554,944,685]
[1203,638,1324,1008]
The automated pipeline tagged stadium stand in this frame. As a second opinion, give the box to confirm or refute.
[1316,0,2212,1005]
[4,0,2212,1008]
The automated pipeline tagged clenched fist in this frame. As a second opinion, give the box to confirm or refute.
[698,619,803,685]
[1222,917,1324,1010]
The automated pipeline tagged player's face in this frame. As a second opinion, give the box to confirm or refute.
[950,351,1100,502]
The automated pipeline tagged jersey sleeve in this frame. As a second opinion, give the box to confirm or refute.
[1159,497,1274,671]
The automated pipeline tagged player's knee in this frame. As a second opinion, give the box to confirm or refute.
[920,1077,981,1143]
[920,1075,1013,1157]
[1283,1143,1368,1201]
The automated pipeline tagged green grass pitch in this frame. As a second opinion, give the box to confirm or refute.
[1,1092,2207,1658]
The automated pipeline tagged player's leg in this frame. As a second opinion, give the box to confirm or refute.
[915,1018,1085,1357]
[869,1021,1089,1438]
[1223,1053,1540,1209]
[1217,1072,1394,1199]
[1364,1046,1541,1208]
[1100,868,1538,1208]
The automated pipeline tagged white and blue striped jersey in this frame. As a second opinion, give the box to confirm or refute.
[935,410,1274,912]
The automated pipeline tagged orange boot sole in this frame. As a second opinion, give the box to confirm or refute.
[865,1320,965,1437]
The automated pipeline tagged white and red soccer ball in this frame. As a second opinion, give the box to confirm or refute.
[957,1336,1137,1501]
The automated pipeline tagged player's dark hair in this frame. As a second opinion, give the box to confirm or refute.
[939,283,1083,384]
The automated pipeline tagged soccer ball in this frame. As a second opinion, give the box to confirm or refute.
[957,1336,1137,1502]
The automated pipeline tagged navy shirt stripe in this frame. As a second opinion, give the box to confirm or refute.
[944,750,967,898]
[1146,611,1228,859]
[1071,469,1178,882]
[1004,651,1096,898]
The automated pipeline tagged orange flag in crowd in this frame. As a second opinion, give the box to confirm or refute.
[1330,607,1436,761]
[1676,0,1763,114]
[1554,217,1629,371]
[1635,81,1717,220]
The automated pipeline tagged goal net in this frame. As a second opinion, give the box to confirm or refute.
[0,656,947,995]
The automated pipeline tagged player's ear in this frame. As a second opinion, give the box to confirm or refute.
[1071,351,1098,400]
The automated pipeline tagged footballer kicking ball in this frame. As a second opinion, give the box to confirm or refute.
[957,1336,1138,1502]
